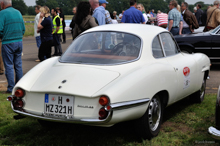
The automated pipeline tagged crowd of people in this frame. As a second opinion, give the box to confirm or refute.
[69,0,220,37]
[0,0,220,93]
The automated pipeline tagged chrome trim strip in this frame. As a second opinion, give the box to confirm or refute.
[111,98,150,111]
[212,47,220,49]
[195,47,211,50]
[158,34,166,57]
[209,57,220,59]
[208,126,220,140]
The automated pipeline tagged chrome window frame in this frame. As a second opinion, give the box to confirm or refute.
[158,32,181,58]
[59,31,143,66]
[151,35,165,59]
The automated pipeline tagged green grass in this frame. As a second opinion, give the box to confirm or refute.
[0,93,219,145]
[24,23,34,37]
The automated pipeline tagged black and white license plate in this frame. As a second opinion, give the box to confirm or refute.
[44,94,74,116]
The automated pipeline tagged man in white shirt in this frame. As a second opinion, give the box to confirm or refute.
[34,5,41,62]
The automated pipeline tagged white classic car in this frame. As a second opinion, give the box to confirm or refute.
[8,24,210,139]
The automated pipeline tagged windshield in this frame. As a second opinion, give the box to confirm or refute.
[60,32,142,65]
[211,25,220,34]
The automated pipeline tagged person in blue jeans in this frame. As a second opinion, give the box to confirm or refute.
[0,0,25,93]
[168,0,182,36]
[34,5,42,62]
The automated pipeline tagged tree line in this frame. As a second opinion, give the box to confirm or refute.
[0,0,212,15]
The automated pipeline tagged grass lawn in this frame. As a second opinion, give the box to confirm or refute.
[0,93,219,146]
[24,23,34,37]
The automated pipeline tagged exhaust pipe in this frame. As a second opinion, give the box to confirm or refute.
[13,114,26,120]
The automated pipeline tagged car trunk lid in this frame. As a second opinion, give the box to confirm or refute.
[30,65,120,97]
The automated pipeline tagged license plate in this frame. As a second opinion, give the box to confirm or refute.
[44,94,74,117]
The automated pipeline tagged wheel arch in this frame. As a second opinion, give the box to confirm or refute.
[179,43,195,51]
[204,70,209,80]
[154,90,169,108]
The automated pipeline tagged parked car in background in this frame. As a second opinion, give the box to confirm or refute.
[7,24,210,139]
[208,86,220,139]
[175,25,220,63]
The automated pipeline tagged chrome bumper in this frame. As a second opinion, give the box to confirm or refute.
[208,126,220,140]
[12,98,150,124]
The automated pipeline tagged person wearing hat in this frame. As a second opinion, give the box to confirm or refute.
[99,0,112,24]
[90,0,105,25]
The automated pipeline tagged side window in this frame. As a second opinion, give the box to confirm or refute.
[152,35,164,58]
[160,33,179,56]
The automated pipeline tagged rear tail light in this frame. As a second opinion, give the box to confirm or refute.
[99,108,108,120]
[7,96,16,101]
[105,105,111,111]
[7,96,13,101]
[15,89,25,98]
[99,96,109,106]
[13,99,24,108]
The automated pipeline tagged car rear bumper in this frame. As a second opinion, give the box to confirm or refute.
[12,98,150,125]
[208,126,220,140]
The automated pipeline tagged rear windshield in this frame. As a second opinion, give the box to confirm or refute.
[60,32,142,65]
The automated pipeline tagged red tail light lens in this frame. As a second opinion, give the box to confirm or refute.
[7,96,12,101]
[99,96,109,106]
[99,108,108,119]
[14,99,24,108]
[15,89,25,98]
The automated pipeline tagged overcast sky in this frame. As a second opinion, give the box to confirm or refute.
[23,0,214,6]
[185,0,215,4]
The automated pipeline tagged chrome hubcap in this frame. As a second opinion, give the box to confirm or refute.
[200,80,205,100]
[148,97,161,131]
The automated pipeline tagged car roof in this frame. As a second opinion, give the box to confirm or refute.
[83,24,168,39]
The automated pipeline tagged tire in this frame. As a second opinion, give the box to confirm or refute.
[181,47,193,54]
[134,95,164,140]
[192,78,206,103]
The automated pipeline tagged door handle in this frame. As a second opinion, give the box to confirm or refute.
[174,68,178,71]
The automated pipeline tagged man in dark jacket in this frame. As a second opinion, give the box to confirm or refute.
[181,2,199,34]
[70,7,77,40]
[195,4,203,26]
[201,6,211,26]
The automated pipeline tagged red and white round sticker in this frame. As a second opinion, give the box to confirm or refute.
[183,67,190,76]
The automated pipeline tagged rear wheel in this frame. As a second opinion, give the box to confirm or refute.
[134,95,163,140]
[192,78,206,103]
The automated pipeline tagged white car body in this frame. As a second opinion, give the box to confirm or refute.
[9,24,210,138]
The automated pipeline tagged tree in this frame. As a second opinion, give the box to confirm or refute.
[165,0,185,5]
[188,4,194,13]
[194,1,208,11]
[138,0,151,11]
[12,0,27,15]
[36,0,46,6]
[45,0,58,10]
[149,0,168,13]
[27,6,36,15]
